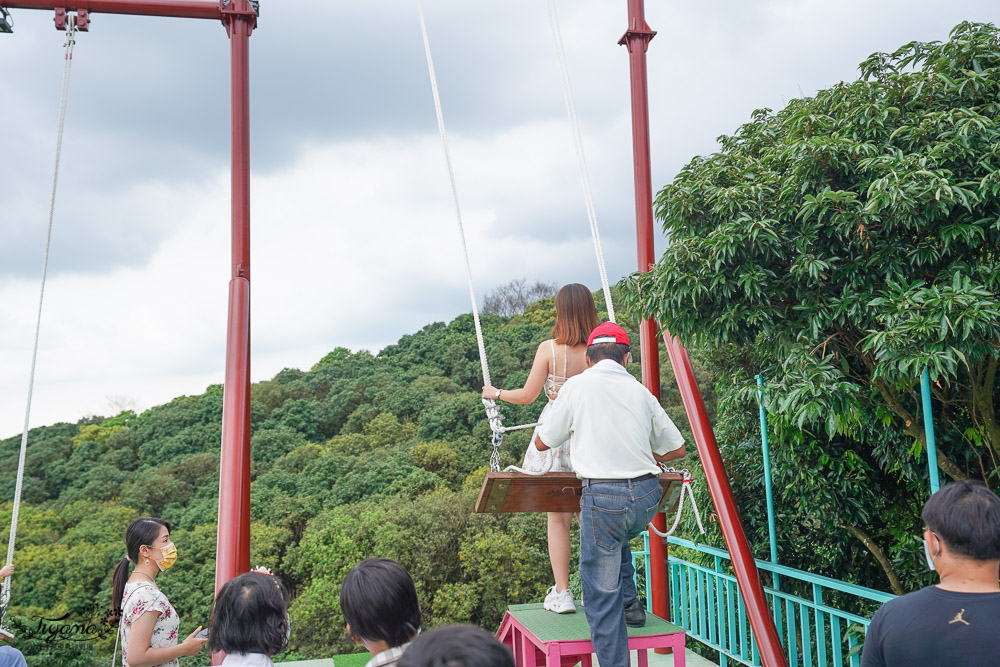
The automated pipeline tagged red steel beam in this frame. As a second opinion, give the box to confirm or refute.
[1,0,221,20]
[8,2,256,663]
[620,2,787,664]
[618,0,669,630]
[663,334,788,667]
[213,2,254,663]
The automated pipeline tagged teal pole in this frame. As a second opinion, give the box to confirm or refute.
[756,376,779,575]
[920,368,941,494]
[756,376,779,565]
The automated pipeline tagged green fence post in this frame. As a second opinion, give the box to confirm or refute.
[756,376,780,567]
[920,368,941,494]
[813,583,828,667]
[757,373,783,642]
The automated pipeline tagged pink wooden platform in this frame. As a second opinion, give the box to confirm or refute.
[497,603,686,667]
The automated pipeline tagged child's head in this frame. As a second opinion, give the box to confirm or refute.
[398,625,514,667]
[340,558,421,647]
[208,571,290,656]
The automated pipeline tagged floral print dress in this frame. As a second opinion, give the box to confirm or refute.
[120,581,180,667]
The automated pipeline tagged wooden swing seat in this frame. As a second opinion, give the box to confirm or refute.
[475,471,684,513]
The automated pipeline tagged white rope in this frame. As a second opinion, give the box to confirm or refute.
[546,0,615,323]
[415,0,492,388]
[648,468,706,538]
[503,459,553,476]
[417,1,544,470]
[1,20,78,632]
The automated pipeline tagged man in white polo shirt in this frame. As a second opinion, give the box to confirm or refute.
[535,322,686,667]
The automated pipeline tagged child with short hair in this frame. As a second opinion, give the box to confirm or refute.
[340,559,421,667]
[208,570,290,666]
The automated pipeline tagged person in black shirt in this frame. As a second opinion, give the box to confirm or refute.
[861,481,1000,667]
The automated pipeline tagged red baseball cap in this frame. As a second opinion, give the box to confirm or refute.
[587,322,630,346]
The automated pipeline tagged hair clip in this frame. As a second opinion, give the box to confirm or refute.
[252,566,273,576]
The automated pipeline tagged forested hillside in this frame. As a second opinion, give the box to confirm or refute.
[0,291,707,664]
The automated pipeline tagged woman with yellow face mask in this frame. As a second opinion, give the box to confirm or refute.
[110,517,207,667]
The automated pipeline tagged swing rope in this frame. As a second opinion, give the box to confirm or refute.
[545,2,703,538]
[545,0,615,324]
[1,20,78,633]
[497,1,621,475]
[415,0,491,390]
[648,467,706,538]
[415,0,543,471]
[416,1,619,471]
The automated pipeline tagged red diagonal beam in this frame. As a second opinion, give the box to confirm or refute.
[663,333,788,667]
[1,0,221,20]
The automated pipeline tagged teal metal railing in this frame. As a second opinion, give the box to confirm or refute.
[631,535,895,667]
[920,367,941,494]
[632,530,652,604]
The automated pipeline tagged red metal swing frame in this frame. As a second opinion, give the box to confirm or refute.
[3,1,787,664]
[4,2,255,663]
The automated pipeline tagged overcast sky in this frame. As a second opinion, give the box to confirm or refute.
[0,0,994,438]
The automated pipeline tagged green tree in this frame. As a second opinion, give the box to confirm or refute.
[622,22,1000,592]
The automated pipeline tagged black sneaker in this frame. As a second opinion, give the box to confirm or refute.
[624,599,646,627]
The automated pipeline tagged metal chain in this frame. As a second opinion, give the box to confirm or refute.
[1,19,78,634]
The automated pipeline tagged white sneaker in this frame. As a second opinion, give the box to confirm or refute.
[543,586,577,614]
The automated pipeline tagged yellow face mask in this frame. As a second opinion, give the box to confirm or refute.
[147,542,177,571]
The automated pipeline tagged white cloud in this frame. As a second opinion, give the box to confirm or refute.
[0,122,632,437]
[1,0,995,437]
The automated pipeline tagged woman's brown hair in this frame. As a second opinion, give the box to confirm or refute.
[552,284,601,346]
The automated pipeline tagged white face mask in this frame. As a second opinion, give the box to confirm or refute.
[923,532,940,571]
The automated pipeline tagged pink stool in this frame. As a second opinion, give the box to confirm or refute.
[497,603,686,667]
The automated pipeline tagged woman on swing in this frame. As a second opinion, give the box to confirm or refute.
[482,283,600,614]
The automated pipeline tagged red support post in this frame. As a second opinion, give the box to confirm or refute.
[619,2,787,665]
[663,334,788,667]
[618,0,670,630]
[214,1,256,664]
[7,2,257,664]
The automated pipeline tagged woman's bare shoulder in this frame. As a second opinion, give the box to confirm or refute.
[534,339,555,353]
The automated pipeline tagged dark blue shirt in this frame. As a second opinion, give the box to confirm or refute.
[862,586,1000,667]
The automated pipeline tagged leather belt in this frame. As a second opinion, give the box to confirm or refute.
[581,472,657,486]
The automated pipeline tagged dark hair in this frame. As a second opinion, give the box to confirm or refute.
[586,342,631,365]
[552,284,601,346]
[208,572,290,656]
[922,481,1000,561]
[340,559,420,647]
[398,625,514,667]
[110,517,171,624]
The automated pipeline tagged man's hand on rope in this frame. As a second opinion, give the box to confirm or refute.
[0,565,11,579]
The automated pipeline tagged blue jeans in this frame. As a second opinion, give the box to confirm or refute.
[579,476,662,667]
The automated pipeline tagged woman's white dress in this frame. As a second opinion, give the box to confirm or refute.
[519,340,573,474]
